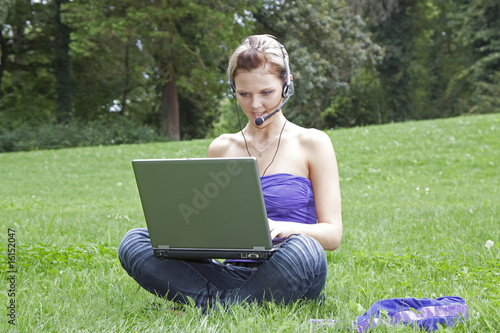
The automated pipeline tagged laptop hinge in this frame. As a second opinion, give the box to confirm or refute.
[158,245,170,249]
[253,246,265,251]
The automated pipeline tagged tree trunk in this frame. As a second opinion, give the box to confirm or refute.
[54,0,73,124]
[0,33,7,99]
[12,25,25,85]
[377,100,382,124]
[120,38,131,115]
[160,78,180,141]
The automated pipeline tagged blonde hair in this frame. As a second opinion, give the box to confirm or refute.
[227,34,290,85]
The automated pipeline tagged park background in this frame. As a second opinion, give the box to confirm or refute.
[1,0,499,332]
[0,0,499,148]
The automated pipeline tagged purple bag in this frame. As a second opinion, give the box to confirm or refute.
[307,296,468,331]
[355,296,468,331]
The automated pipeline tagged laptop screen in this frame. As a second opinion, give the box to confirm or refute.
[132,158,273,252]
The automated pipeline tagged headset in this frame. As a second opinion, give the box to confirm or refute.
[227,42,294,99]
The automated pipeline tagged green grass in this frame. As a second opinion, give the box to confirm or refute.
[1,114,499,332]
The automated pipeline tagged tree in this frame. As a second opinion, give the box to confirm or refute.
[350,0,465,122]
[0,0,16,98]
[322,68,385,128]
[63,0,253,140]
[349,0,399,26]
[62,0,151,121]
[456,0,500,113]
[0,0,56,129]
[253,0,383,128]
[54,0,73,123]
[136,0,252,140]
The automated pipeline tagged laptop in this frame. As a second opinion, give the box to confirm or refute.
[132,157,276,260]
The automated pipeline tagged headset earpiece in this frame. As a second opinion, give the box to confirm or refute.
[282,79,294,98]
[227,68,236,97]
[278,43,294,98]
[229,82,236,97]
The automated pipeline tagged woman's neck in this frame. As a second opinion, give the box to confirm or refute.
[244,114,287,141]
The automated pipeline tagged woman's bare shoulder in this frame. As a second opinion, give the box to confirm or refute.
[289,124,332,148]
[207,133,241,157]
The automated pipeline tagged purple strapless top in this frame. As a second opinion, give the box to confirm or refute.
[261,173,317,224]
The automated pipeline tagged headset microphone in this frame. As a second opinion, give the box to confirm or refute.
[255,95,291,126]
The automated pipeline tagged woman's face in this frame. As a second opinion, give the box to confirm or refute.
[233,66,283,127]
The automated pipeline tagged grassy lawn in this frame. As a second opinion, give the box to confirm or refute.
[1,114,498,332]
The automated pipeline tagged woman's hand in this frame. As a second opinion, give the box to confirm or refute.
[268,217,342,250]
[268,218,296,240]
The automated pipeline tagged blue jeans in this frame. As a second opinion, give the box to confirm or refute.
[118,228,327,313]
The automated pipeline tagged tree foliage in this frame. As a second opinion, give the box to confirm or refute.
[337,0,500,125]
[0,0,56,129]
[63,0,253,140]
[253,0,383,128]
[456,0,500,113]
[54,0,73,123]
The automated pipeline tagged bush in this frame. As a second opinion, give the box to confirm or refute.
[0,118,167,153]
[207,98,244,138]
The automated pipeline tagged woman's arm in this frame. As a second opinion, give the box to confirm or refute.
[269,129,342,251]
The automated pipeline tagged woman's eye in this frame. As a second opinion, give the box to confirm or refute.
[238,92,249,97]
[262,91,272,96]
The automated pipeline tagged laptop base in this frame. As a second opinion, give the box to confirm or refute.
[153,248,275,260]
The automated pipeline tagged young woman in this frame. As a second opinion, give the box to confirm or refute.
[118,35,342,313]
